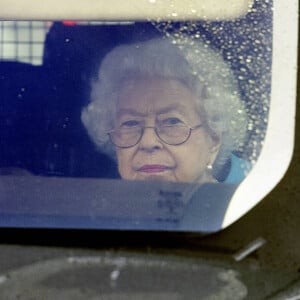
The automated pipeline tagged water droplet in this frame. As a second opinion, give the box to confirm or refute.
[110,269,120,281]
[0,275,7,284]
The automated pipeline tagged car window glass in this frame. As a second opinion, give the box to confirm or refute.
[0,0,297,232]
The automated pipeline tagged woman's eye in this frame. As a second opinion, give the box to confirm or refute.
[162,117,184,126]
[120,120,140,128]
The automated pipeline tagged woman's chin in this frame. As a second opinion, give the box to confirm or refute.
[125,171,215,184]
[133,172,176,182]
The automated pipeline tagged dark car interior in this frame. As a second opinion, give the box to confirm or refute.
[1,21,229,179]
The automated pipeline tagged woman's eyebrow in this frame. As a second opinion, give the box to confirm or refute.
[156,104,188,116]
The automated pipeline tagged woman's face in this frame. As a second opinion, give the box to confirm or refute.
[114,77,220,183]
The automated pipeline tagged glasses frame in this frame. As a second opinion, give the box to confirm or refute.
[108,124,203,149]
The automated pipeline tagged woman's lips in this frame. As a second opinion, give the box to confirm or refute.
[137,164,173,173]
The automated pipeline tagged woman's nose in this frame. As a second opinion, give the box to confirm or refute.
[138,127,163,151]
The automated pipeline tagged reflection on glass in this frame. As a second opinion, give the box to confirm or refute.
[0,0,272,231]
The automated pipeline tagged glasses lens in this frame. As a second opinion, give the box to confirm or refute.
[158,125,190,145]
[110,127,142,148]
[110,125,192,148]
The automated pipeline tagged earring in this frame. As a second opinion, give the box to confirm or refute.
[206,164,213,170]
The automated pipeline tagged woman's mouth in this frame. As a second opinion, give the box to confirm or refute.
[137,165,173,173]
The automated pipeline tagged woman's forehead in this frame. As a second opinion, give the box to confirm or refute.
[117,103,193,118]
[117,77,200,116]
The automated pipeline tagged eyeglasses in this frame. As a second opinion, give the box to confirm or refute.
[108,124,203,148]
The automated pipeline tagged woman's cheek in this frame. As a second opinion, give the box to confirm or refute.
[116,149,135,180]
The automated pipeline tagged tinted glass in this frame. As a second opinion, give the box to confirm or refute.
[0,0,292,232]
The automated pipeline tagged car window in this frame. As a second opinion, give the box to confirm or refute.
[0,0,297,233]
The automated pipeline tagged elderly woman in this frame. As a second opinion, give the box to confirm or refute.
[81,36,247,184]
